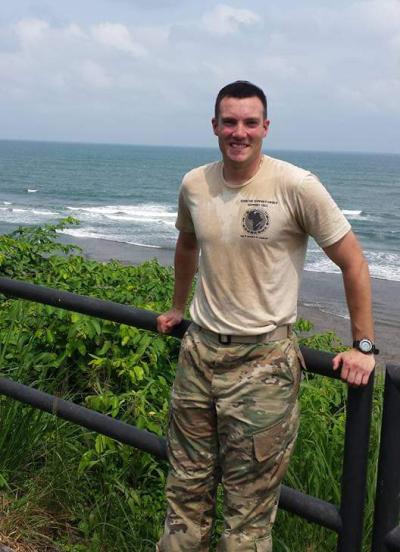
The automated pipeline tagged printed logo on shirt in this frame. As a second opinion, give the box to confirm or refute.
[242,208,269,235]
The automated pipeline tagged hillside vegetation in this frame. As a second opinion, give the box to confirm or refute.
[0,220,382,551]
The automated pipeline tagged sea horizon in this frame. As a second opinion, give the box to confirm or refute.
[1,137,400,157]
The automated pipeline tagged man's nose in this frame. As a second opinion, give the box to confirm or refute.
[232,123,246,138]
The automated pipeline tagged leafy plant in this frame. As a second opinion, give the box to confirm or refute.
[0,221,384,551]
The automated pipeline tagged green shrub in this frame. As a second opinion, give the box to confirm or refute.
[0,221,383,551]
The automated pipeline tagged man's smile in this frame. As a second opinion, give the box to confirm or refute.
[229,143,249,149]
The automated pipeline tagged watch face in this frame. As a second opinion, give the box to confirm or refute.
[359,339,373,353]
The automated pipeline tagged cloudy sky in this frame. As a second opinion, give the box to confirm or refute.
[1,0,399,153]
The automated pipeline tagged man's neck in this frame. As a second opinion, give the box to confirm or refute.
[222,155,264,186]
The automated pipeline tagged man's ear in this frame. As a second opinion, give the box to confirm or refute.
[263,119,270,138]
[211,117,218,136]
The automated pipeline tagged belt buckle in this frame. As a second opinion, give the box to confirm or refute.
[218,334,231,345]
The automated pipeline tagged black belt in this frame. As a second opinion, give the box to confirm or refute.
[193,324,292,345]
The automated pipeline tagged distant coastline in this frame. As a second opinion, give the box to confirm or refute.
[1,138,400,156]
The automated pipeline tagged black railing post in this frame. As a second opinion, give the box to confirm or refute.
[337,375,374,552]
[372,365,400,552]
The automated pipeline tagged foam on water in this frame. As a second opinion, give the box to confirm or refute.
[342,209,363,216]
[58,227,119,241]
[0,206,60,224]
[365,251,400,281]
[67,203,176,219]
[57,227,163,248]
[65,204,177,232]
[305,257,341,276]
[32,209,58,216]
[126,241,162,249]
[306,249,400,282]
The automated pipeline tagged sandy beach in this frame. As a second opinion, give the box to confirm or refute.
[62,235,400,367]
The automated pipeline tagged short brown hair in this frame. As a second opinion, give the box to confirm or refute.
[215,80,267,119]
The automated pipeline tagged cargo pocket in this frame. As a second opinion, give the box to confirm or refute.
[253,420,286,464]
[255,534,272,552]
[253,418,296,489]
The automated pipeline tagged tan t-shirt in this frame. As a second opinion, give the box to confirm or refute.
[176,154,351,335]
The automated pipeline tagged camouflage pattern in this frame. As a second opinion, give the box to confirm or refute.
[157,323,303,551]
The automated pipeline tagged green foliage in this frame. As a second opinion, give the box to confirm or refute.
[0,221,177,550]
[0,221,384,551]
[294,317,347,353]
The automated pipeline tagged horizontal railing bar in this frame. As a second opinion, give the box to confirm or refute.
[386,526,400,551]
[279,485,342,532]
[0,374,342,532]
[300,347,341,380]
[0,376,166,459]
[0,277,190,340]
[0,277,341,379]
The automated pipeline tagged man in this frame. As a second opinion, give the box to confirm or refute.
[156,81,376,551]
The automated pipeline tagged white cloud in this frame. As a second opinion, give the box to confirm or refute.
[64,23,86,40]
[357,0,400,35]
[78,60,111,88]
[201,4,260,35]
[91,23,146,57]
[0,2,399,151]
[14,18,49,44]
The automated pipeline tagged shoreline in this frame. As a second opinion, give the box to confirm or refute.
[60,235,400,366]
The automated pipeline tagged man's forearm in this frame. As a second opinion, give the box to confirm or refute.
[342,257,374,341]
[324,231,375,342]
[325,232,376,385]
[172,234,199,312]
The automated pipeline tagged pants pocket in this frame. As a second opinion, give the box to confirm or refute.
[252,407,299,489]
[255,534,272,552]
[253,420,287,463]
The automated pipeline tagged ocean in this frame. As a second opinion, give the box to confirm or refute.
[0,139,399,284]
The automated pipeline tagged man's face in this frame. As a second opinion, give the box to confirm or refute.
[212,96,269,167]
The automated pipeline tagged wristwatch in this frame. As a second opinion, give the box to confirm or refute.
[352,338,379,355]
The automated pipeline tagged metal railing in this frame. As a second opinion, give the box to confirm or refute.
[0,277,375,551]
[372,364,400,552]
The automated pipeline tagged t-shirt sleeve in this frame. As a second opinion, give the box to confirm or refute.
[175,182,195,233]
[294,173,351,248]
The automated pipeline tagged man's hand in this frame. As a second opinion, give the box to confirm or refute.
[332,349,375,386]
[157,308,184,334]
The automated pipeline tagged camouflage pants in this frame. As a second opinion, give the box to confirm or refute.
[157,324,302,551]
